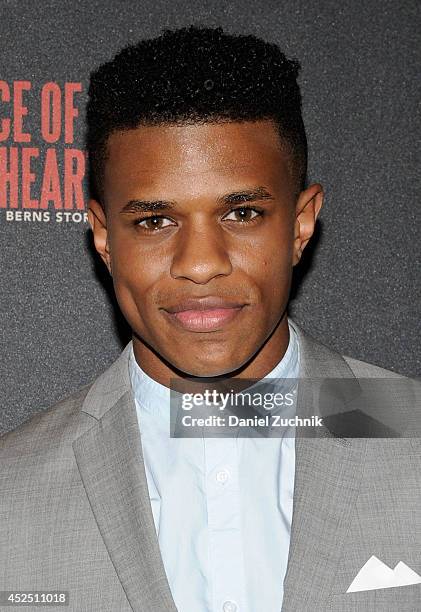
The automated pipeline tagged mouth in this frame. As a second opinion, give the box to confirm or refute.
[161,296,248,333]
[164,306,245,332]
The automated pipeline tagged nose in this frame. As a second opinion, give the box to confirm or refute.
[170,222,232,284]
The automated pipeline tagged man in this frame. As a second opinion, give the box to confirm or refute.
[1,25,420,612]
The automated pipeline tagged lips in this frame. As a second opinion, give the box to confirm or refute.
[165,296,246,313]
[162,296,247,332]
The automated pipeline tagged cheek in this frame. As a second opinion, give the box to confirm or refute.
[256,259,292,309]
[118,269,163,323]
[109,224,161,287]
[244,242,293,322]
[237,232,293,286]
[107,235,167,326]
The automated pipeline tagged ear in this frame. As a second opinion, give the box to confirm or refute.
[87,199,112,275]
[292,183,324,266]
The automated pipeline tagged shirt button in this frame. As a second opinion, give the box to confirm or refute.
[222,601,238,612]
[216,469,230,484]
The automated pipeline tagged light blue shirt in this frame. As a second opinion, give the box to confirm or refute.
[129,321,300,612]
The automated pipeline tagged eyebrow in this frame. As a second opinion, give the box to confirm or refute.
[119,186,275,215]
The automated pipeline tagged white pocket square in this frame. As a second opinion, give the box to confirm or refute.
[347,555,421,593]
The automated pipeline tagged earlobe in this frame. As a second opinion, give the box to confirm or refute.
[87,199,112,275]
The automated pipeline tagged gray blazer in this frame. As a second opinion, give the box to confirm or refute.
[1,318,420,612]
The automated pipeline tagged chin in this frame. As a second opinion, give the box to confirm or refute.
[175,356,246,379]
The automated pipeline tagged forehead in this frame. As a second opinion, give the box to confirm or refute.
[103,120,293,199]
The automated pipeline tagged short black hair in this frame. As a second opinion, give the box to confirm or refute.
[86,25,308,206]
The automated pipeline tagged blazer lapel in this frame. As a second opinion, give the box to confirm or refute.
[72,344,177,612]
[282,319,368,611]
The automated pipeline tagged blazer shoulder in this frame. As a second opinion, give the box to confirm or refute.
[0,382,96,454]
[341,354,409,379]
[342,354,421,437]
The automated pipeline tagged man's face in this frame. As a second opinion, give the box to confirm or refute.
[89,120,322,379]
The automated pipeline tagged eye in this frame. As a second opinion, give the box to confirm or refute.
[136,216,176,231]
[222,206,262,223]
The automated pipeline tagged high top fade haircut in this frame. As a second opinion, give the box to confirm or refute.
[86,25,308,208]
